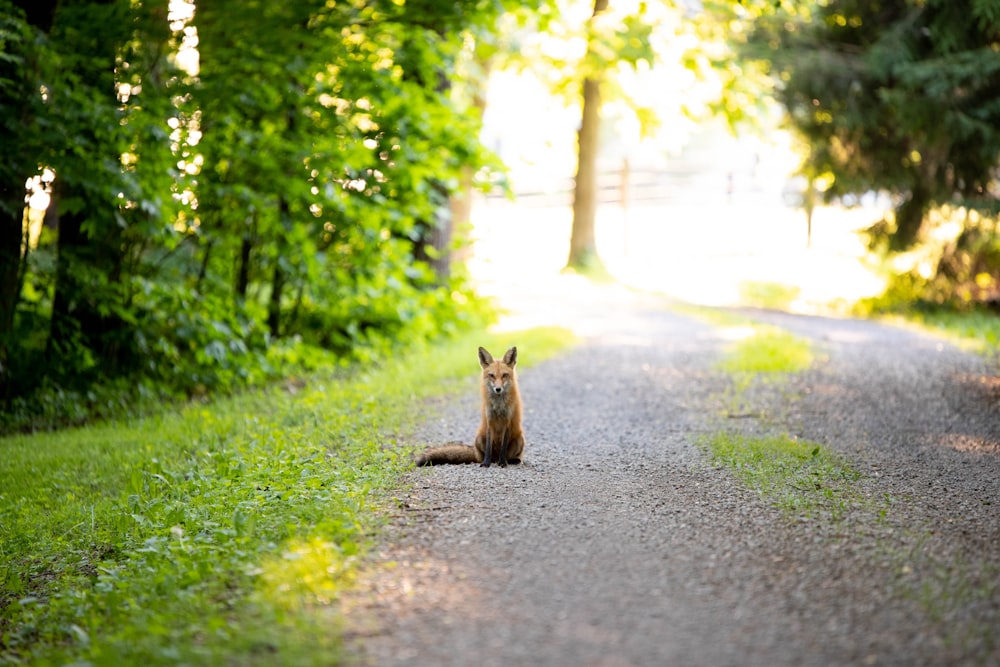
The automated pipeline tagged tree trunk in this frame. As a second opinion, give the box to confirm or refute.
[268,199,289,338]
[47,182,128,372]
[407,55,455,286]
[566,0,609,274]
[448,62,492,274]
[267,259,285,338]
[0,1,59,398]
[427,215,452,283]
[0,205,22,397]
[891,183,929,251]
[413,182,454,285]
[448,164,480,270]
[235,215,255,300]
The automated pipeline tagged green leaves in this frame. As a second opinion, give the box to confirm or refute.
[744,0,1000,249]
[2,0,522,430]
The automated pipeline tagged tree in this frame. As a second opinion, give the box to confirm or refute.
[0,1,57,398]
[744,0,1000,251]
[45,1,142,376]
[567,0,609,273]
[0,0,552,430]
[561,0,655,273]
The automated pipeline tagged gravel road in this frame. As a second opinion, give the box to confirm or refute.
[345,282,999,667]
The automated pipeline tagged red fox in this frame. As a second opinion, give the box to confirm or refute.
[415,346,525,468]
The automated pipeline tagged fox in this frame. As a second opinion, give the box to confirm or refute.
[415,346,525,468]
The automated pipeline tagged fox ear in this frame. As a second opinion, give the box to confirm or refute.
[478,346,494,368]
[502,346,517,367]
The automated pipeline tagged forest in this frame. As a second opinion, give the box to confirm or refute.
[1,0,530,431]
[1,0,998,432]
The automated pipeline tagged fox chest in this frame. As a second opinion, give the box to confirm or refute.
[485,393,515,421]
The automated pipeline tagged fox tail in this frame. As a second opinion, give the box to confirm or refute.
[415,442,481,466]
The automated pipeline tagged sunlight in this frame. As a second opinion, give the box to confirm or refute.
[169,0,199,75]
[257,536,357,609]
[936,433,1000,455]
[468,195,888,330]
[470,7,890,323]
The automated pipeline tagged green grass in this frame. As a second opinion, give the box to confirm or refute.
[671,303,818,373]
[889,309,1000,356]
[738,281,802,311]
[0,327,575,666]
[712,324,817,402]
[699,315,858,518]
[699,432,863,519]
[715,326,815,375]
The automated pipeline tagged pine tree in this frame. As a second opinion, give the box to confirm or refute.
[753,0,1000,250]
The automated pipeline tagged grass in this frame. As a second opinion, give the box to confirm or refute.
[883,308,1000,356]
[713,323,818,402]
[699,432,863,520]
[692,295,998,657]
[715,326,815,375]
[698,311,862,519]
[0,326,574,666]
[738,280,802,311]
[671,303,818,375]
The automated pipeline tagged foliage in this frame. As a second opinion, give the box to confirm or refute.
[692,0,1000,314]
[682,0,787,129]
[0,0,546,430]
[857,290,1000,357]
[523,0,658,107]
[740,0,1000,252]
[854,205,1000,315]
[0,326,575,666]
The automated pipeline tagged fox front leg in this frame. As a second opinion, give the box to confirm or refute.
[497,426,509,468]
[481,427,492,468]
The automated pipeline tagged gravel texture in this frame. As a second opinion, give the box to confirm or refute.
[344,283,999,667]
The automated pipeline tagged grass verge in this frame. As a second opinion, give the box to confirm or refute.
[880,309,1000,357]
[0,326,575,666]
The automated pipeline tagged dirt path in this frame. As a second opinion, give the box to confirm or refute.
[345,283,999,666]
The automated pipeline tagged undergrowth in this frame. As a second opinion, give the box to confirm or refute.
[0,326,574,666]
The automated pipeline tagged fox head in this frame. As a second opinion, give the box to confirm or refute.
[479,346,517,396]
